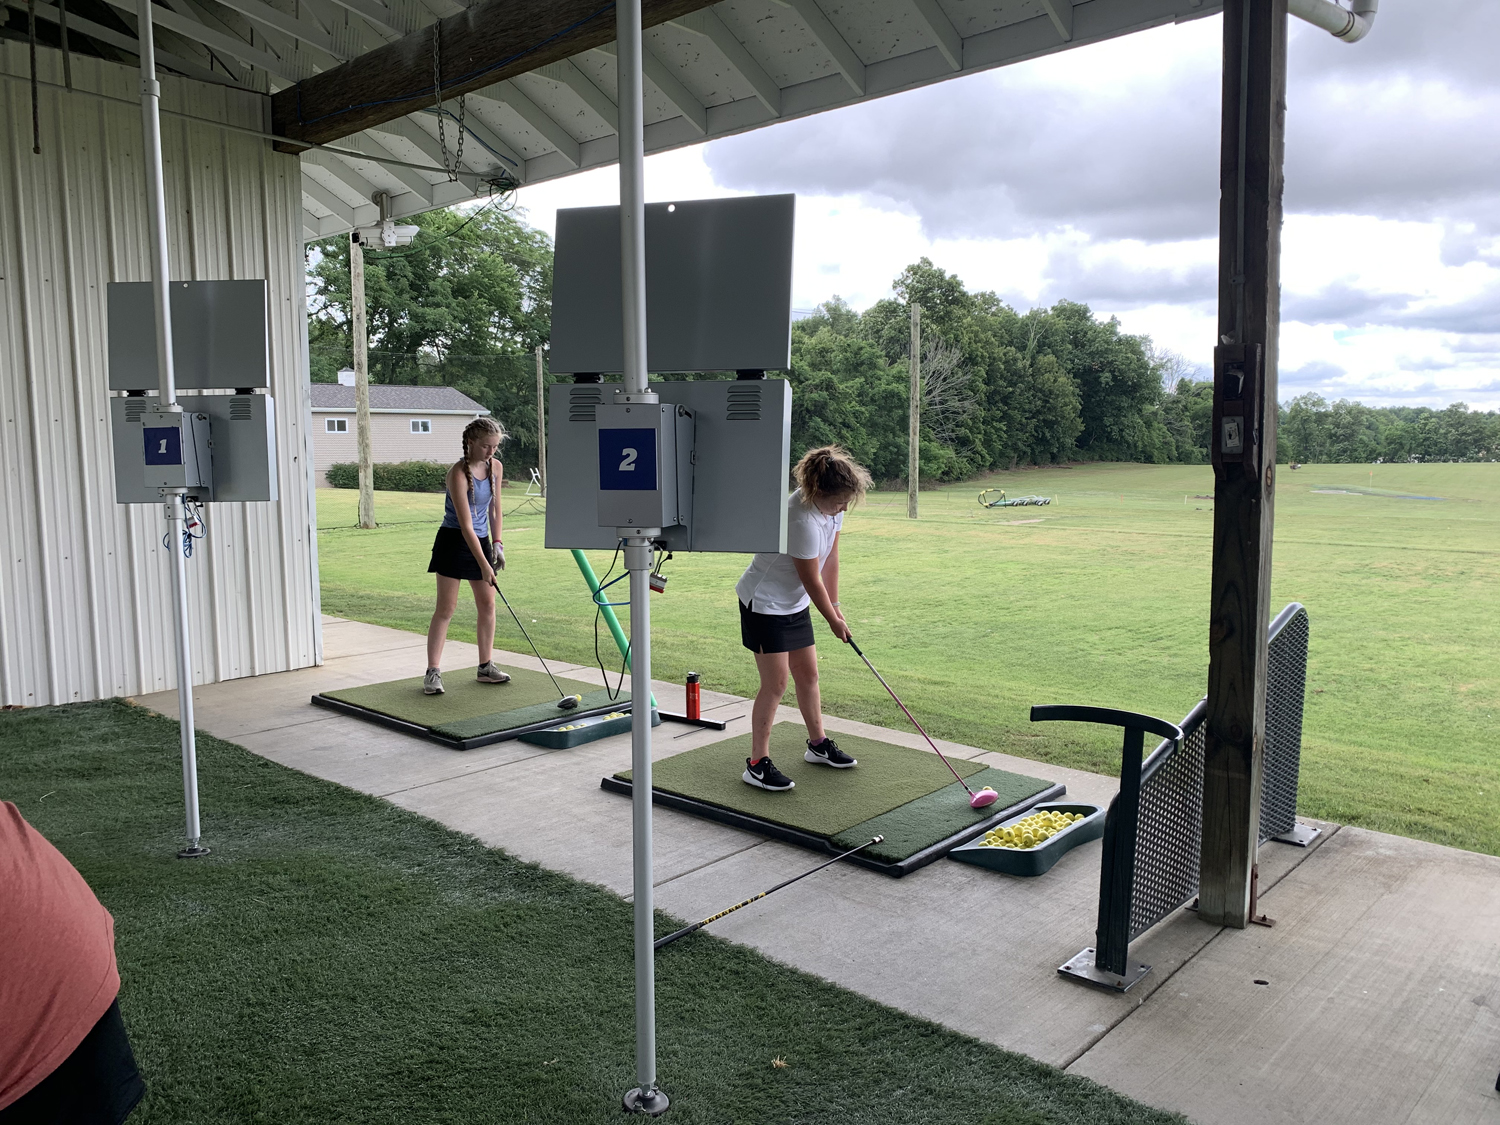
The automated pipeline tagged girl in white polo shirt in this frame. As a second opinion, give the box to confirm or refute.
[735,445,873,791]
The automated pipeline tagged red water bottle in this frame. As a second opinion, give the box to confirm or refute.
[685,672,700,721]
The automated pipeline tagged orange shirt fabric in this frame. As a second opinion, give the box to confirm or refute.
[0,802,122,1112]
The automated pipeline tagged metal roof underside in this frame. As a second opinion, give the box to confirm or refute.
[23,0,1222,240]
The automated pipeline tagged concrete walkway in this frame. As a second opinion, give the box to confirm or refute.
[138,617,1500,1125]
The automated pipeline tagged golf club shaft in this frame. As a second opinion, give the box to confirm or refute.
[654,836,882,950]
[491,580,568,698]
[846,639,974,795]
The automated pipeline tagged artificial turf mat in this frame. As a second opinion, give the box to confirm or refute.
[0,700,1182,1125]
[320,664,600,727]
[615,724,1054,865]
[832,769,1057,864]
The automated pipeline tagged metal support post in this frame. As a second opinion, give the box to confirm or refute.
[617,0,666,1114]
[535,344,547,495]
[352,230,375,529]
[137,0,207,858]
[908,302,920,519]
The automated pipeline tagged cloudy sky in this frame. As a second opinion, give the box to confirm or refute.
[516,1,1500,409]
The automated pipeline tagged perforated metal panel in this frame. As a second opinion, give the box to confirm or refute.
[1128,703,1206,941]
[1260,604,1310,841]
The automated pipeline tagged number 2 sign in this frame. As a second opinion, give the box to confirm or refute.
[598,428,657,491]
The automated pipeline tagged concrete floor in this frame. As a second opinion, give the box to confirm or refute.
[137,616,1500,1125]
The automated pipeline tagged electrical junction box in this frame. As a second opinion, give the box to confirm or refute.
[141,407,213,497]
[110,394,278,504]
[546,379,791,554]
[596,401,693,530]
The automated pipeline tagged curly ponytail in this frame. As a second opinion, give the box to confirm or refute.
[793,445,872,507]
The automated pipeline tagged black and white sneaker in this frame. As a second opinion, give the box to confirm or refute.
[805,737,857,768]
[742,756,795,791]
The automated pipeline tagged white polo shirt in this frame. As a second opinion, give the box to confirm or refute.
[735,489,843,616]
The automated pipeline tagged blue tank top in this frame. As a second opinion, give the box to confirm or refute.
[441,467,493,537]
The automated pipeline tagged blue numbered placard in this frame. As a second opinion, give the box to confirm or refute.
[144,426,183,466]
[598,428,657,491]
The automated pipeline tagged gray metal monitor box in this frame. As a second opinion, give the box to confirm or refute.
[201,393,279,503]
[110,394,278,504]
[142,407,213,495]
[546,380,790,554]
[549,195,795,374]
[107,280,270,391]
[595,402,693,531]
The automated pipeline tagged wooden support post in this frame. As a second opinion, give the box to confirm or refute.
[908,302,920,519]
[352,233,375,530]
[535,344,547,496]
[1200,0,1286,927]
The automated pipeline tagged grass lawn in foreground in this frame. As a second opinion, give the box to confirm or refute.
[317,462,1500,857]
[0,701,1179,1125]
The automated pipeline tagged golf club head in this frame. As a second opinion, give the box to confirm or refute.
[557,694,582,710]
[969,787,999,810]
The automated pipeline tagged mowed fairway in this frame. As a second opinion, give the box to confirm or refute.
[317,462,1500,857]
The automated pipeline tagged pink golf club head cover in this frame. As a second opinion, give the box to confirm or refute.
[969,787,999,809]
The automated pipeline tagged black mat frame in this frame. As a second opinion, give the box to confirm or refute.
[311,693,633,750]
[599,776,1067,877]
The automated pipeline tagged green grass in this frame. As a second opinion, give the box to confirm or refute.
[0,701,1180,1125]
[319,463,1500,857]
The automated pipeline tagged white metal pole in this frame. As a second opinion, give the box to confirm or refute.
[617,0,665,1114]
[137,0,206,858]
[908,302,920,519]
[535,344,547,496]
[352,233,375,529]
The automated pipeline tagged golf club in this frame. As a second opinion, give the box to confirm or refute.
[654,835,883,950]
[845,637,999,809]
[490,578,579,709]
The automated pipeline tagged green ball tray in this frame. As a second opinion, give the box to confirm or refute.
[947,802,1105,877]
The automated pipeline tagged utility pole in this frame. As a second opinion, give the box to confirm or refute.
[908,302,920,519]
[535,344,547,496]
[1200,0,1287,927]
[351,229,374,529]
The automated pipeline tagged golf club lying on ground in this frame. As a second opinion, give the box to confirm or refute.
[490,579,581,710]
[845,637,999,809]
[654,836,883,950]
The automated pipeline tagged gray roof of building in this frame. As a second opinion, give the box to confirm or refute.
[310,384,488,413]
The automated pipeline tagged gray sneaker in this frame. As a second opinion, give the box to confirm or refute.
[477,661,511,684]
[423,667,444,695]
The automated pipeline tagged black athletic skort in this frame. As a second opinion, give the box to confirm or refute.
[739,599,816,654]
[427,526,493,581]
[0,1000,145,1125]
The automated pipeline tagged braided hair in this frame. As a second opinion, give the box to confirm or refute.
[793,445,872,507]
[460,416,506,512]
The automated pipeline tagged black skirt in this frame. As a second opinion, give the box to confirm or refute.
[739,599,816,654]
[428,526,492,581]
[0,1000,145,1125]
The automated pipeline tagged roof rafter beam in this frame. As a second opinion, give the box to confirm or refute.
[102,0,305,80]
[639,43,706,134]
[323,0,410,37]
[155,0,248,80]
[478,81,579,167]
[369,114,482,180]
[1039,0,1073,42]
[22,0,246,86]
[270,0,716,151]
[344,132,437,202]
[304,149,380,202]
[202,0,348,58]
[418,107,525,175]
[537,58,617,131]
[670,8,778,117]
[909,0,961,70]
[771,0,863,96]
[301,173,358,225]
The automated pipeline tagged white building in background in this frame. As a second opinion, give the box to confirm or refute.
[311,378,489,486]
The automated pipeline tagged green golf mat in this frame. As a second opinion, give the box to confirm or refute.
[606,724,1063,875]
[314,665,633,750]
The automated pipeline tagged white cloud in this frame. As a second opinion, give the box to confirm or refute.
[515,2,1500,409]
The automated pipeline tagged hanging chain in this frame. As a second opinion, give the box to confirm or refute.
[433,23,465,183]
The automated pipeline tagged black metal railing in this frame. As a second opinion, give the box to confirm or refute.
[1036,603,1311,990]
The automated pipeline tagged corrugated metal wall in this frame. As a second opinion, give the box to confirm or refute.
[0,45,322,707]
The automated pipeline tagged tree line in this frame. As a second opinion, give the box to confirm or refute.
[306,207,1499,478]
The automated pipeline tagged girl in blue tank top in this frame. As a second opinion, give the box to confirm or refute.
[424,416,509,695]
